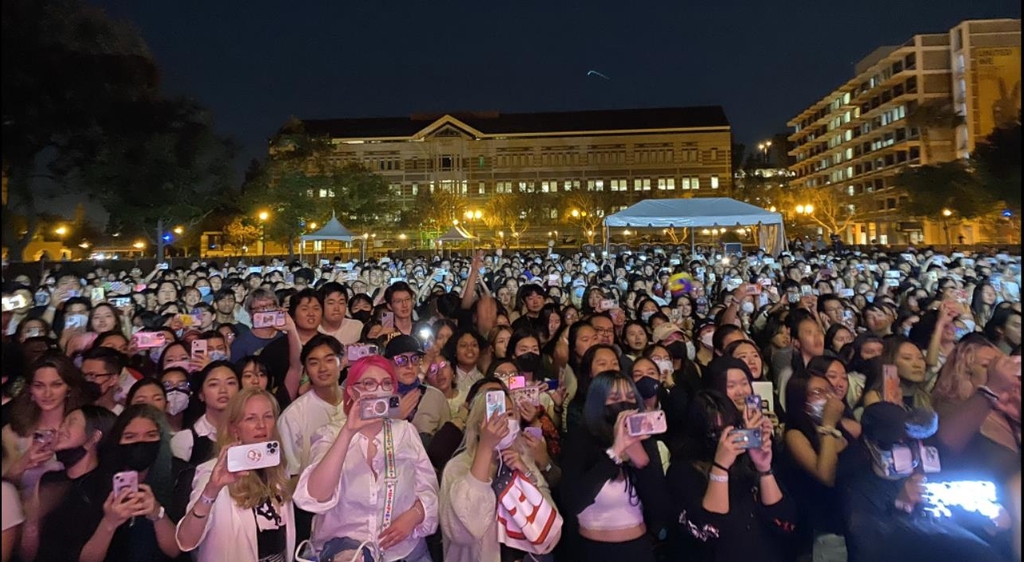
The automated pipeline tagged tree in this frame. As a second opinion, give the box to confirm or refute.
[778,187,860,236]
[401,188,466,235]
[2,0,162,260]
[557,190,618,244]
[223,217,261,252]
[974,118,1021,212]
[895,161,992,219]
[328,163,397,230]
[484,191,535,240]
[906,99,964,163]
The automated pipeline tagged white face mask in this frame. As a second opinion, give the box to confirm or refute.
[166,390,190,416]
[740,301,755,315]
[653,358,674,376]
[495,418,520,451]
[700,332,715,349]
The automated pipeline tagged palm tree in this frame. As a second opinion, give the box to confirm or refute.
[906,99,965,163]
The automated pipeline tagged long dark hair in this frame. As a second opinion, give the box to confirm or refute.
[8,354,90,436]
[676,389,743,469]
[104,404,174,507]
[582,370,645,447]
[576,344,618,403]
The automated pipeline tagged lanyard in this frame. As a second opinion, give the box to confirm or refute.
[380,419,398,532]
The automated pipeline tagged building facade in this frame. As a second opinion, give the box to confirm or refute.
[787,18,1020,246]
[293,107,732,238]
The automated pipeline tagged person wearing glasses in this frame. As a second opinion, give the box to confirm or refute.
[385,336,451,440]
[80,346,128,414]
[383,282,417,337]
[292,355,438,562]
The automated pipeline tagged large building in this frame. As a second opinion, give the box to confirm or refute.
[787,19,1020,245]
[291,106,732,238]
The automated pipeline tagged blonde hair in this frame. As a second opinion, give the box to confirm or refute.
[932,337,1000,404]
[456,386,530,463]
[216,387,292,509]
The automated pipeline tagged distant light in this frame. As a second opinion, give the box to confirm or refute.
[162,234,172,242]
[173,226,184,235]
[1003,209,1012,218]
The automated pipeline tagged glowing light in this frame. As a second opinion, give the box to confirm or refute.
[942,209,952,217]
[258,211,269,222]
[173,226,184,235]
[55,226,67,236]
[132,240,146,249]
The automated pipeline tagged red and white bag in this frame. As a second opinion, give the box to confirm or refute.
[494,471,562,555]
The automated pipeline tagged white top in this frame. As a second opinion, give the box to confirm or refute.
[175,458,296,562]
[443,387,468,420]
[439,449,554,562]
[576,478,644,531]
[2,481,24,531]
[292,420,439,561]
[170,414,217,461]
[411,386,453,437]
[319,319,364,346]
[278,389,346,476]
[454,366,482,392]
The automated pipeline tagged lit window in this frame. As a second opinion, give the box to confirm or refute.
[642,178,651,191]
[634,179,642,191]
[595,180,604,191]
[412,183,419,196]
[710,175,720,189]
[541,181,550,193]
[681,178,691,190]
[693,177,700,190]
[479,181,486,194]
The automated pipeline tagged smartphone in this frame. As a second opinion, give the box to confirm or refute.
[786,292,801,304]
[175,313,197,327]
[133,331,167,349]
[112,470,139,496]
[744,284,761,296]
[110,296,132,308]
[90,287,105,303]
[800,285,813,297]
[882,364,900,404]
[191,339,208,360]
[952,289,968,304]
[884,270,900,280]
[751,381,774,414]
[485,390,506,420]
[547,274,560,287]
[226,441,281,473]
[745,394,763,416]
[728,428,763,450]
[2,294,28,311]
[513,385,540,406]
[157,263,169,270]
[544,379,559,392]
[507,375,526,391]
[627,411,667,437]
[64,314,89,330]
[346,343,379,362]
[416,327,434,349]
[33,429,57,451]
[248,266,263,275]
[252,311,286,329]
[523,427,543,440]
[599,299,617,312]
[380,311,395,330]
[838,288,854,298]
[359,395,401,420]
[920,442,942,474]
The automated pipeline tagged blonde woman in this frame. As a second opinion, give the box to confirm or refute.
[439,386,560,562]
[176,388,296,562]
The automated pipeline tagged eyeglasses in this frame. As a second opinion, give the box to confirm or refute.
[427,361,448,375]
[84,372,117,383]
[356,378,395,393]
[392,354,423,367]
[594,327,615,334]
[163,381,190,393]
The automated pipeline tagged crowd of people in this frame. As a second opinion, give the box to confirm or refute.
[0,242,1021,562]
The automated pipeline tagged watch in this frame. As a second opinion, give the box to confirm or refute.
[148,506,165,522]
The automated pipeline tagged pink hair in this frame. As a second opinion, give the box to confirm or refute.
[347,355,398,390]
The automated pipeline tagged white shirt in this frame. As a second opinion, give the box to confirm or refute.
[292,420,439,561]
[176,458,297,562]
[170,414,217,461]
[319,319,364,346]
[278,389,346,476]
[454,366,482,392]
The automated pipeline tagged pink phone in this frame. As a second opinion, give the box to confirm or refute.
[112,470,139,497]
[381,311,395,330]
[524,427,543,440]
[191,339,208,360]
[626,410,667,437]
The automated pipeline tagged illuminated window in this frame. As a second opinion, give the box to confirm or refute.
[710,175,720,189]
[595,180,605,191]
[478,181,486,194]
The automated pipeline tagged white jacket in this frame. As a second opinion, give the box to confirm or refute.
[175,459,296,562]
[439,450,553,562]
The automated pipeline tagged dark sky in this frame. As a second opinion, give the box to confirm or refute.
[93,0,1020,172]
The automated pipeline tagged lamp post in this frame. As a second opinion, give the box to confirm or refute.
[258,211,269,260]
[758,140,773,165]
[942,208,953,245]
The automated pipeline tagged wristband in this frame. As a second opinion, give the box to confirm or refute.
[190,508,208,519]
[606,448,624,465]
[816,425,842,439]
[709,472,728,483]
[976,386,999,404]
[758,468,775,478]
[712,461,731,473]
[147,506,165,522]
[199,493,217,505]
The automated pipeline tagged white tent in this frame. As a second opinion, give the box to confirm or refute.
[603,197,787,255]
[437,225,476,242]
[299,212,358,259]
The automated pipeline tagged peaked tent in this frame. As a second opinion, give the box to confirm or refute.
[603,197,787,255]
[437,225,476,242]
[299,212,358,259]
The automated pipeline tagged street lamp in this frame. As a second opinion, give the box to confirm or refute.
[309,222,318,231]
[257,211,269,259]
[173,226,184,235]
[942,208,953,245]
[758,140,773,164]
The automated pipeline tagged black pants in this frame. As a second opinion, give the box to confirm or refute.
[577,535,656,562]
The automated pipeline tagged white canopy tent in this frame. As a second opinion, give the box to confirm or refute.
[437,225,476,242]
[603,198,787,256]
[299,212,358,260]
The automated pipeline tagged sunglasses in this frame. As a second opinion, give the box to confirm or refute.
[392,354,423,367]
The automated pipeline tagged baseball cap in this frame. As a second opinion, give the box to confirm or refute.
[384,335,424,358]
[652,323,684,344]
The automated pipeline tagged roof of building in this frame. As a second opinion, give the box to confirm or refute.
[299,106,730,139]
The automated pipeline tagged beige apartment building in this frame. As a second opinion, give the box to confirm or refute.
[788,19,1020,246]
[295,106,732,237]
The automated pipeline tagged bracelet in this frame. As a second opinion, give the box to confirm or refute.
[709,472,729,483]
[190,508,208,519]
[524,470,536,482]
[606,447,624,465]
[712,461,731,473]
[816,425,842,439]
[199,493,217,505]
[758,468,775,478]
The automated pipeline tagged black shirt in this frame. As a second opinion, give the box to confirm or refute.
[36,468,108,562]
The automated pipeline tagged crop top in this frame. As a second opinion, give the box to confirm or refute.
[576,477,644,531]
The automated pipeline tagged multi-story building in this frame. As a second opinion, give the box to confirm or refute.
[788,19,1020,245]
[293,106,732,237]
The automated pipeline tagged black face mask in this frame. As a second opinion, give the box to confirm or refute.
[604,401,637,425]
[514,352,542,374]
[119,441,160,472]
[666,341,688,361]
[55,446,89,469]
[351,310,371,323]
[82,381,104,403]
[634,376,660,400]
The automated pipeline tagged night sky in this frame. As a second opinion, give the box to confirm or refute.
[93,0,1020,172]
